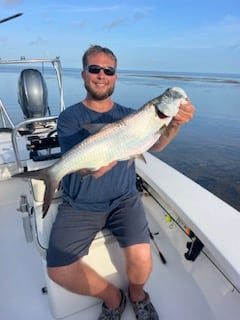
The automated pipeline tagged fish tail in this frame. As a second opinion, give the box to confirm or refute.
[13,168,59,219]
[42,177,59,218]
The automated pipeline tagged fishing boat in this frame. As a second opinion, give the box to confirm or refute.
[0,56,240,320]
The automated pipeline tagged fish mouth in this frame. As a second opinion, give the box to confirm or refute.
[156,109,168,119]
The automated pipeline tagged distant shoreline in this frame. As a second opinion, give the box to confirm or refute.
[125,73,240,85]
[1,64,240,84]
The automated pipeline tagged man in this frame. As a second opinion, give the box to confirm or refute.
[47,45,195,320]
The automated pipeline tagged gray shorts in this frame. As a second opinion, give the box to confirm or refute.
[46,193,149,267]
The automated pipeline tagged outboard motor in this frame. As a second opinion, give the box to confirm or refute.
[18,68,49,119]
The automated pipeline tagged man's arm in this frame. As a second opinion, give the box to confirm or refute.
[150,100,195,152]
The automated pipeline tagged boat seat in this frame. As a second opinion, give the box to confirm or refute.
[25,159,128,319]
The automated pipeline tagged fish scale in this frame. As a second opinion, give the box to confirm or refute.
[13,87,188,217]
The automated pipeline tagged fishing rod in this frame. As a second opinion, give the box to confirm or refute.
[0,12,23,24]
[148,228,167,264]
[136,175,167,264]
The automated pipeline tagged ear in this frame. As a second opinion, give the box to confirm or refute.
[81,71,86,80]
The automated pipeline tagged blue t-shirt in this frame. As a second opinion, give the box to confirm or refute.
[57,102,137,212]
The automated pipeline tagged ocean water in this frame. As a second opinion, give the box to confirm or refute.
[1,65,240,211]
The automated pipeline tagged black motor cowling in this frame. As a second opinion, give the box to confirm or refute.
[18,68,48,119]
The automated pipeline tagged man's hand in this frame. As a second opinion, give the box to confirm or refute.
[170,100,195,128]
[150,100,195,152]
[92,160,118,178]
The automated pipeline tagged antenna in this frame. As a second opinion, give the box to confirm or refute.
[0,13,23,24]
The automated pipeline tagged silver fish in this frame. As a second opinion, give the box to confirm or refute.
[13,87,188,217]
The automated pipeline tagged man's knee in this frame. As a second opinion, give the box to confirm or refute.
[124,243,152,268]
[47,259,80,287]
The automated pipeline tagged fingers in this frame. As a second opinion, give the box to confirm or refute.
[173,101,195,125]
[183,100,195,113]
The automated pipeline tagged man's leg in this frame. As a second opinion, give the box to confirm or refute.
[48,259,122,309]
[46,202,123,310]
[124,243,152,301]
[124,243,159,319]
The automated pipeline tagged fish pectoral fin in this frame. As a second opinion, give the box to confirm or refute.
[77,167,102,179]
[159,124,170,137]
[77,168,94,175]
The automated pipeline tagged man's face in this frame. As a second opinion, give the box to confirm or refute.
[82,52,117,100]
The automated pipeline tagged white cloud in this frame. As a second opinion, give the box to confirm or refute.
[0,0,23,5]
[45,4,121,13]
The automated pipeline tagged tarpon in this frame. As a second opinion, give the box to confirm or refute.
[13,87,188,218]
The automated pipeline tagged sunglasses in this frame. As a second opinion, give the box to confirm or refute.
[85,64,116,76]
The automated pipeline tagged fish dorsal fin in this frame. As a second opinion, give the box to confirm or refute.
[81,123,107,135]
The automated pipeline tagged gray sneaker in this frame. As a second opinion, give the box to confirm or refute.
[129,291,159,320]
[98,289,126,320]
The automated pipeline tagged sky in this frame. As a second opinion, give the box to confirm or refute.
[0,0,240,74]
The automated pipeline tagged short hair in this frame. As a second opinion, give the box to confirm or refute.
[82,45,117,69]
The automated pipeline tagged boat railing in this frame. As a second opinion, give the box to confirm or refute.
[0,97,15,129]
[0,57,67,170]
[0,57,65,113]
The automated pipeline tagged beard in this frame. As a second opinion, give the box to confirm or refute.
[84,82,115,101]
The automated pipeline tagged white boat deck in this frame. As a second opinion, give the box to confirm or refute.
[0,131,29,179]
[1,178,239,320]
